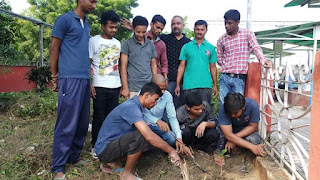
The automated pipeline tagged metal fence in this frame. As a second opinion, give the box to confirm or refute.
[260,64,312,180]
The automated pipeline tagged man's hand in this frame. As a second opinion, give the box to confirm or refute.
[121,18,133,31]
[262,60,273,68]
[250,144,266,156]
[168,150,181,166]
[195,122,207,138]
[120,87,130,100]
[90,85,96,99]
[156,119,169,132]
[174,85,180,97]
[51,75,58,92]
[213,85,218,97]
[225,141,236,152]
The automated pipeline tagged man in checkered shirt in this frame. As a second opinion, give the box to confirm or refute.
[217,9,272,104]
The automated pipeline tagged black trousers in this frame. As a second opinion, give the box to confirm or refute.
[92,87,120,147]
[182,126,219,150]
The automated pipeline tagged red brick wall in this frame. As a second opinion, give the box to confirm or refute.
[0,66,36,92]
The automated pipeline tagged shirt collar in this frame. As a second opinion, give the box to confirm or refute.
[132,35,149,45]
[132,96,143,111]
[192,39,207,46]
[146,31,160,42]
[69,10,87,21]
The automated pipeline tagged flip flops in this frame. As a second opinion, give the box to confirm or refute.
[53,174,67,180]
[100,163,124,174]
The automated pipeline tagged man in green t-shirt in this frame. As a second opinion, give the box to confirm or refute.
[175,20,218,104]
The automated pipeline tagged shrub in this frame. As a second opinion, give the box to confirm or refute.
[26,66,52,92]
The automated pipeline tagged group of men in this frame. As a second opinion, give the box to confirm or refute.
[49,0,271,179]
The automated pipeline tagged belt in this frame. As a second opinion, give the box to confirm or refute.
[223,73,247,79]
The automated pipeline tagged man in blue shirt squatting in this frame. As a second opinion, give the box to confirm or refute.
[95,82,188,180]
[49,0,96,179]
[214,93,266,165]
[143,74,193,155]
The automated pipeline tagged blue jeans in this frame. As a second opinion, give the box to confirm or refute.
[149,125,176,146]
[167,81,185,109]
[219,73,245,104]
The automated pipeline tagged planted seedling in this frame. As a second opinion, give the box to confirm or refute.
[215,149,230,176]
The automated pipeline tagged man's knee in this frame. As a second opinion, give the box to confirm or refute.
[244,132,261,145]
[204,128,219,143]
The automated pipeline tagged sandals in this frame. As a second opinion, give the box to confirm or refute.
[100,163,124,174]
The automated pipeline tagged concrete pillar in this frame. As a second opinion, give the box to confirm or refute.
[245,62,271,134]
[308,51,320,180]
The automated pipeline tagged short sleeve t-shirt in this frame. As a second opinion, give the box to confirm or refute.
[89,35,121,88]
[51,10,91,79]
[121,36,157,92]
[218,98,260,132]
[94,96,144,155]
[179,39,217,90]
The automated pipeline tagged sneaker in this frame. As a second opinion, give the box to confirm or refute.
[90,148,98,159]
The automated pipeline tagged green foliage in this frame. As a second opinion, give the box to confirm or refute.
[211,70,221,114]
[26,66,52,92]
[0,90,57,118]
[0,1,24,64]
[182,16,195,39]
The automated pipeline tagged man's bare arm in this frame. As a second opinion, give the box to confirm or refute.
[49,37,62,91]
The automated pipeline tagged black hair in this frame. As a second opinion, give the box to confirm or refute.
[194,20,207,29]
[132,16,148,28]
[100,10,120,25]
[140,82,163,97]
[224,9,240,21]
[186,92,202,107]
[151,14,166,26]
[224,93,245,116]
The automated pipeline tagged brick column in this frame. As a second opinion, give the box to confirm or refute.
[309,51,320,180]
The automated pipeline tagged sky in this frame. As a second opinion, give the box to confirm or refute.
[7,0,320,43]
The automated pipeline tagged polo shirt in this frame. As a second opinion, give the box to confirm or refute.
[179,39,217,90]
[94,96,144,155]
[218,98,260,132]
[52,10,91,79]
[121,36,157,92]
[160,34,190,81]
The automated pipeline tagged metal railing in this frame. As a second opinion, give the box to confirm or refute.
[260,64,312,180]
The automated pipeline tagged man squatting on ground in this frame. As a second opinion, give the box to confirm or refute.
[215,93,266,165]
[94,82,191,180]
[89,10,122,158]
[49,0,96,179]
[143,74,193,155]
[176,92,219,150]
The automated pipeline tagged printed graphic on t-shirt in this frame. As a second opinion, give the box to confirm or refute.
[98,44,120,76]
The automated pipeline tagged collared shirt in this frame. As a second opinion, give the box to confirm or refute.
[121,36,157,92]
[160,34,190,81]
[217,28,266,74]
[95,96,144,155]
[179,39,217,90]
[146,32,168,74]
[176,101,217,129]
[143,90,182,139]
[218,98,260,132]
[52,10,91,79]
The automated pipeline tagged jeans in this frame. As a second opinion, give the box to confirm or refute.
[92,87,120,147]
[219,73,245,104]
[149,125,176,146]
[167,81,185,109]
[182,126,219,150]
[216,126,261,154]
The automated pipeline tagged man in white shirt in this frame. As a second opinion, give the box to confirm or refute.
[89,10,121,158]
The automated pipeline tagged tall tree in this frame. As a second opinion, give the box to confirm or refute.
[0,1,23,65]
